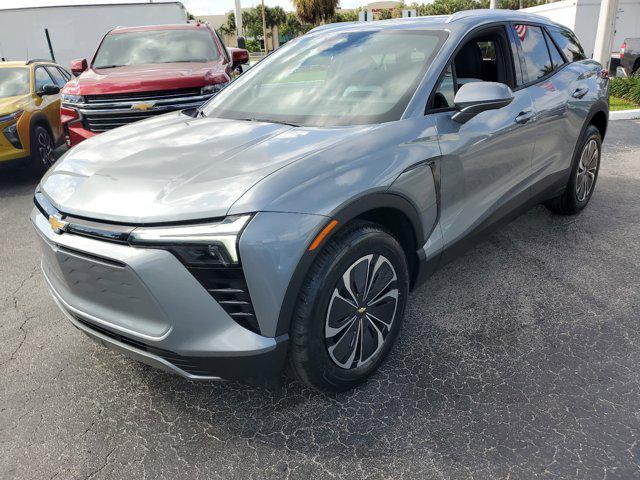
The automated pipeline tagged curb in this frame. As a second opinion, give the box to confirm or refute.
[610,109,640,121]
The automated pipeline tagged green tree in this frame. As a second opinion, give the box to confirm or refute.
[332,9,359,22]
[280,12,314,39]
[293,0,339,25]
[221,6,287,43]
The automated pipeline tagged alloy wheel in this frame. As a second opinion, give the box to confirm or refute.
[37,130,54,167]
[325,254,399,369]
[576,138,599,202]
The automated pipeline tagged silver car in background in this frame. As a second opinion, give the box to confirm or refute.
[32,10,608,391]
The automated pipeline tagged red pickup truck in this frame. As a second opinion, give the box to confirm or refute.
[60,22,248,146]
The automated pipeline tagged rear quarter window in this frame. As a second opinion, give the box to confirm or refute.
[547,27,586,62]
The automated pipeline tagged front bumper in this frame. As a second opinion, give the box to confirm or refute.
[31,207,288,382]
[65,122,97,147]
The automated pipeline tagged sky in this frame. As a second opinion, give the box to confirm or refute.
[0,0,368,15]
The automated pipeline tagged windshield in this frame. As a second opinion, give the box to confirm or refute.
[202,29,446,127]
[0,68,30,98]
[93,29,219,68]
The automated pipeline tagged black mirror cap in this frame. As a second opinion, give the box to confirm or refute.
[39,84,61,96]
[452,98,513,123]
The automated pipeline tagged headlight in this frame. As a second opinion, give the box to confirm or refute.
[61,94,84,104]
[0,109,23,124]
[1,110,24,149]
[128,215,251,266]
[201,83,228,96]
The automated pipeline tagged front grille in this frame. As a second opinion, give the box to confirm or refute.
[187,267,260,334]
[82,109,169,132]
[34,194,259,334]
[75,316,215,376]
[84,88,202,103]
[67,87,213,132]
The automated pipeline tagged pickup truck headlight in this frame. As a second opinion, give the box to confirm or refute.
[128,215,250,266]
[201,83,228,96]
[61,94,84,104]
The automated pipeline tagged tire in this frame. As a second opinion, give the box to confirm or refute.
[287,221,410,392]
[29,125,56,175]
[544,125,601,215]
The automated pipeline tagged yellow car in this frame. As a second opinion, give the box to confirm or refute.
[0,60,69,172]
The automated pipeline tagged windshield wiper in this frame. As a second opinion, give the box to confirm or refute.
[94,64,125,69]
[182,107,204,118]
[238,117,300,127]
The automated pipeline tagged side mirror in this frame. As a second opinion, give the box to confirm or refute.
[452,82,514,124]
[70,58,87,76]
[38,84,60,96]
[229,48,249,69]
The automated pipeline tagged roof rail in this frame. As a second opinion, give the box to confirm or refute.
[26,58,53,65]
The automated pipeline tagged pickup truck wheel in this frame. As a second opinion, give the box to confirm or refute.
[287,221,410,392]
[544,125,601,215]
[30,125,55,175]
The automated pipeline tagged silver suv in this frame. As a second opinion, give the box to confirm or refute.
[33,11,608,391]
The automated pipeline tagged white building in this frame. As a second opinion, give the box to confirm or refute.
[522,0,640,57]
[0,2,187,68]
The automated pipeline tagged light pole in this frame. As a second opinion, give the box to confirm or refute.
[593,0,619,70]
[234,0,245,49]
[261,0,268,54]
[490,0,499,9]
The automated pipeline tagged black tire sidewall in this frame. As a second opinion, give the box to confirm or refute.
[568,125,601,211]
[292,224,410,390]
[30,125,54,173]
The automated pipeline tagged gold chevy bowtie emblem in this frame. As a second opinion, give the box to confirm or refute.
[357,307,367,315]
[49,215,69,234]
[131,101,155,111]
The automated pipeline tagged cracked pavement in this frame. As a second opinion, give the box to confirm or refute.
[1,121,640,479]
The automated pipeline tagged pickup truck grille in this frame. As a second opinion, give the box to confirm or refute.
[66,88,214,133]
[84,88,202,104]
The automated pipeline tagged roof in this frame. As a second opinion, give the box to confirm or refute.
[0,61,28,67]
[111,22,208,34]
[0,60,60,68]
[309,9,560,35]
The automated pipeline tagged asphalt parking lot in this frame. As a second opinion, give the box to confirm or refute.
[1,120,639,480]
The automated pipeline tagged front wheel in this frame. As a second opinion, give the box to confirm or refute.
[287,221,410,391]
[29,125,56,175]
[545,125,601,215]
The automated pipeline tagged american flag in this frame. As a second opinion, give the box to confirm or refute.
[515,24,528,42]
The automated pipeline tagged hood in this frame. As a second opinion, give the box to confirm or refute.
[63,61,228,96]
[40,112,367,224]
[0,95,30,116]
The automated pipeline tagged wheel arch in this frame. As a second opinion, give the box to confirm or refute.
[29,113,54,146]
[585,99,608,141]
[273,192,425,337]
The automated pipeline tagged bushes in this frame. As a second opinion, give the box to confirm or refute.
[609,76,640,105]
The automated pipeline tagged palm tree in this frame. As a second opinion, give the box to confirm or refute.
[292,0,339,26]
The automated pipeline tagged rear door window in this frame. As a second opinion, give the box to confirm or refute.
[543,30,566,68]
[514,24,553,83]
[547,27,586,62]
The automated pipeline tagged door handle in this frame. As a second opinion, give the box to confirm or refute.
[572,87,589,99]
[515,110,535,124]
